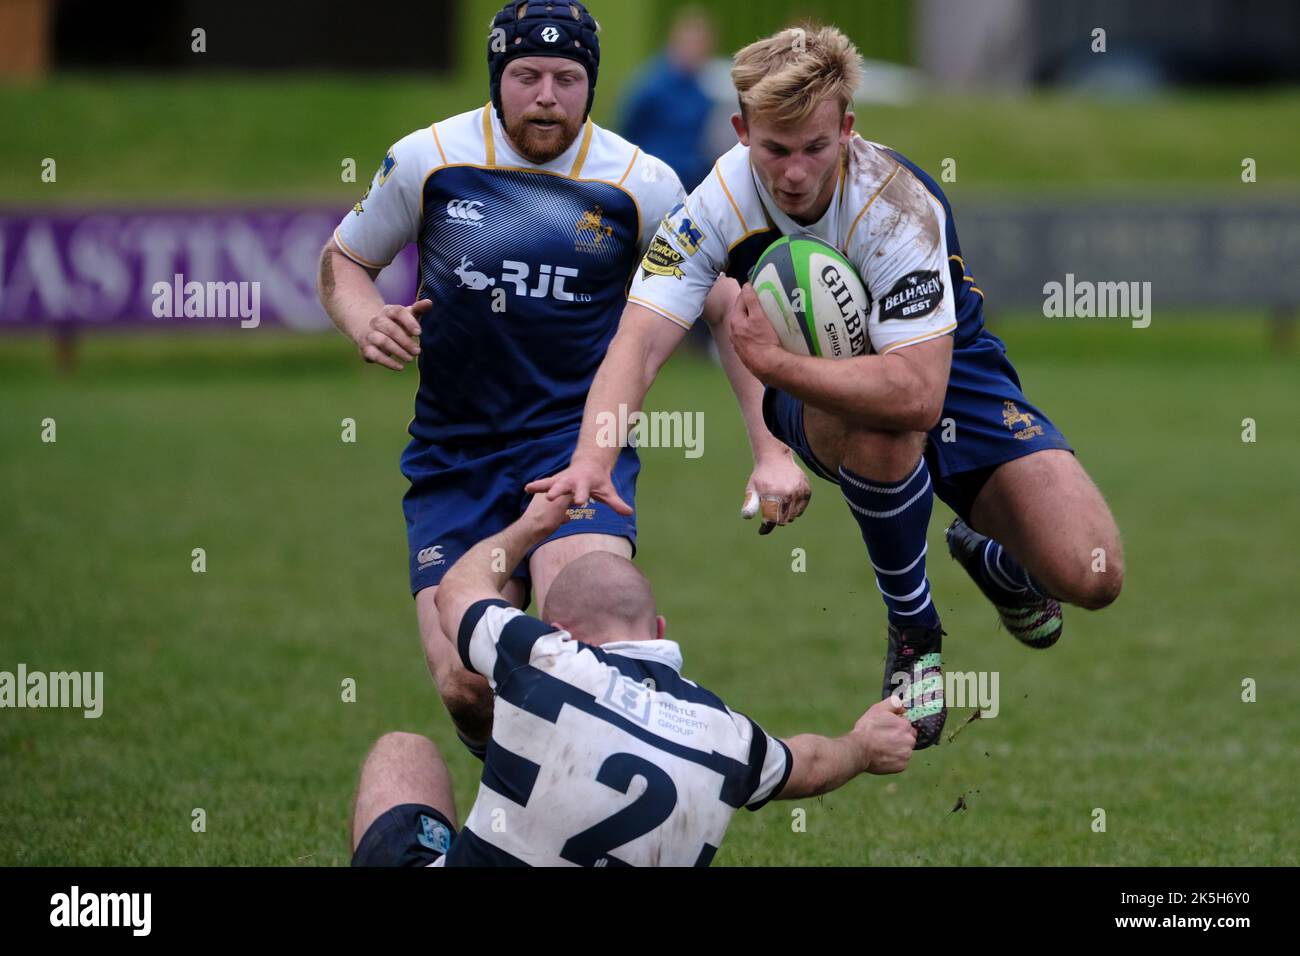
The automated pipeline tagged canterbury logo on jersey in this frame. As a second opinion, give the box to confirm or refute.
[446,199,485,224]
[417,545,445,568]
[453,258,592,302]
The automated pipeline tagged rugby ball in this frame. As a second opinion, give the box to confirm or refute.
[748,235,870,359]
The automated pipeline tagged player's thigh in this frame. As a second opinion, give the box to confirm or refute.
[802,402,927,482]
[352,732,458,852]
[529,532,632,618]
[969,449,1124,607]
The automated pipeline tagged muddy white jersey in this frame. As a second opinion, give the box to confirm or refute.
[628,134,960,354]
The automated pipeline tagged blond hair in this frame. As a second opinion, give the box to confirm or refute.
[731,23,862,125]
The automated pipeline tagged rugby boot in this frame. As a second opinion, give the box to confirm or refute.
[882,622,946,749]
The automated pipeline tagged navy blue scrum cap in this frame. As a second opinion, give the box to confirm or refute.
[488,0,601,120]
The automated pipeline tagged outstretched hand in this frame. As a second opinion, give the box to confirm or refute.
[525,458,632,517]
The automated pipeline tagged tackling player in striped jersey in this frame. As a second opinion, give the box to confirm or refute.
[350,491,916,867]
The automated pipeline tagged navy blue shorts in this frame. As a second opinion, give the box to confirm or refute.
[761,330,1074,522]
[351,803,457,867]
[402,427,640,596]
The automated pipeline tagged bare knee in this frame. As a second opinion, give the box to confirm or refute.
[423,639,493,732]
[1073,527,1124,609]
[1044,550,1124,610]
[1078,558,1124,610]
[353,732,452,849]
[804,405,928,481]
[435,668,493,740]
[370,730,441,765]
[841,427,928,482]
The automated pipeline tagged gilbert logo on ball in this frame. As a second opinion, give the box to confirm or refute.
[749,235,869,358]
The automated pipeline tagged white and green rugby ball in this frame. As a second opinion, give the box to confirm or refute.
[749,235,869,358]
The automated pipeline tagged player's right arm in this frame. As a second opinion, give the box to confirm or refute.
[318,246,429,371]
[434,490,574,670]
[776,697,917,799]
[317,136,431,371]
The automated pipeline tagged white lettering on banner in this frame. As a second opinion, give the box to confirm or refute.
[0,212,416,329]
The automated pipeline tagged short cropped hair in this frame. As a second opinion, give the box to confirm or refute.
[731,23,862,125]
[541,552,657,641]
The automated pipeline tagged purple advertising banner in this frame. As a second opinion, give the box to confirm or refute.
[0,208,418,330]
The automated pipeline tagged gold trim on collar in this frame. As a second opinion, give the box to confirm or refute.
[482,104,495,166]
[568,118,594,178]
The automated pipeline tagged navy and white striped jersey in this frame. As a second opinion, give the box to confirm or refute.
[446,599,793,867]
[334,106,684,446]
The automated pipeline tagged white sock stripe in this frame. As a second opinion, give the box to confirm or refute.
[837,459,926,495]
[870,542,929,576]
[842,474,932,519]
[890,594,934,616]
[876,577,931,602]
[983,543,1026,594]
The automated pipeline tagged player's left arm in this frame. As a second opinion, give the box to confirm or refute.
[727,282,953,433]
[729,167,957,433]
[701,277,812,532]
[434,492,574,644]
[736,696,914,809]
[775,697,917,799]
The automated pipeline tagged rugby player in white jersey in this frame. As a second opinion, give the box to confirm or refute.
[532,25,1124,749]
[318,1,808,757]
[350,491,916,867]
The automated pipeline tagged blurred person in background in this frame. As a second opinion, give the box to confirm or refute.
[618,7,718,194]
[618,8,720,355]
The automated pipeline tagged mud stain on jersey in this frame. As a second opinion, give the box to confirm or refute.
[849,137,943,259]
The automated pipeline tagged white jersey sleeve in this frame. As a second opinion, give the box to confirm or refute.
[625,165,735,331]
[622,151,687,258]
[333,128,431,269]
[457,599,562,690]
[846,156,958,354]
[729,709,793,809]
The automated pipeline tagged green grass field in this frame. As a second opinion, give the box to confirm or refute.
[1,317,1297,866]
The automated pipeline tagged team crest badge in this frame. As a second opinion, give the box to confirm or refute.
[416,814,452,854]
[575,205,615,253]
[1002,401,1044,440]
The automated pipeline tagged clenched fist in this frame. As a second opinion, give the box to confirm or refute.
[356,299,431,370]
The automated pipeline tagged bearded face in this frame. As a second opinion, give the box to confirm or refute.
[499,56,589,164]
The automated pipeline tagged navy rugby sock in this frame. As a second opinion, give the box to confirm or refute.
[839,460,941,630]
